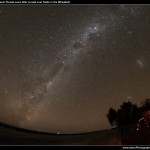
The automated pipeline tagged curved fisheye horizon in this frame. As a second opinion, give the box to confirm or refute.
[0,4,150,134]
[0,120,110,135]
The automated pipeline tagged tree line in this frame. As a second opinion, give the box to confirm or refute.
[106,99,150,128]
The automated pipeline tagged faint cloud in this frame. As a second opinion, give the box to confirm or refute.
[136,58,145,68]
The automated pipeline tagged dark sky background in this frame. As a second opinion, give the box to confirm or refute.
[0,4,150,134]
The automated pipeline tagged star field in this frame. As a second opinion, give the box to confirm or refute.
[0,5,150,134]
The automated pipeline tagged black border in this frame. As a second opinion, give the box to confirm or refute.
[0,0,149,5]
[0,1,149,148]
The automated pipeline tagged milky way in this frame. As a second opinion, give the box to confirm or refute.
[0,5,150,134]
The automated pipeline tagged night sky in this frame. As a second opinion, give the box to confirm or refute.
[0,5,150,134]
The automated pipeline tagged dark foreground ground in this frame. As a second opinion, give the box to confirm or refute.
[121,124,150,145]
[0,122,121,145]
[0,122,149,145]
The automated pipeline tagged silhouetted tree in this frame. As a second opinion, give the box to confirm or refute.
[107,108,117,126]
[107,99,150,128]
[136,99,150,119]
[117,102,139,127]
[140,99,150,112]
[107,101,139,128]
